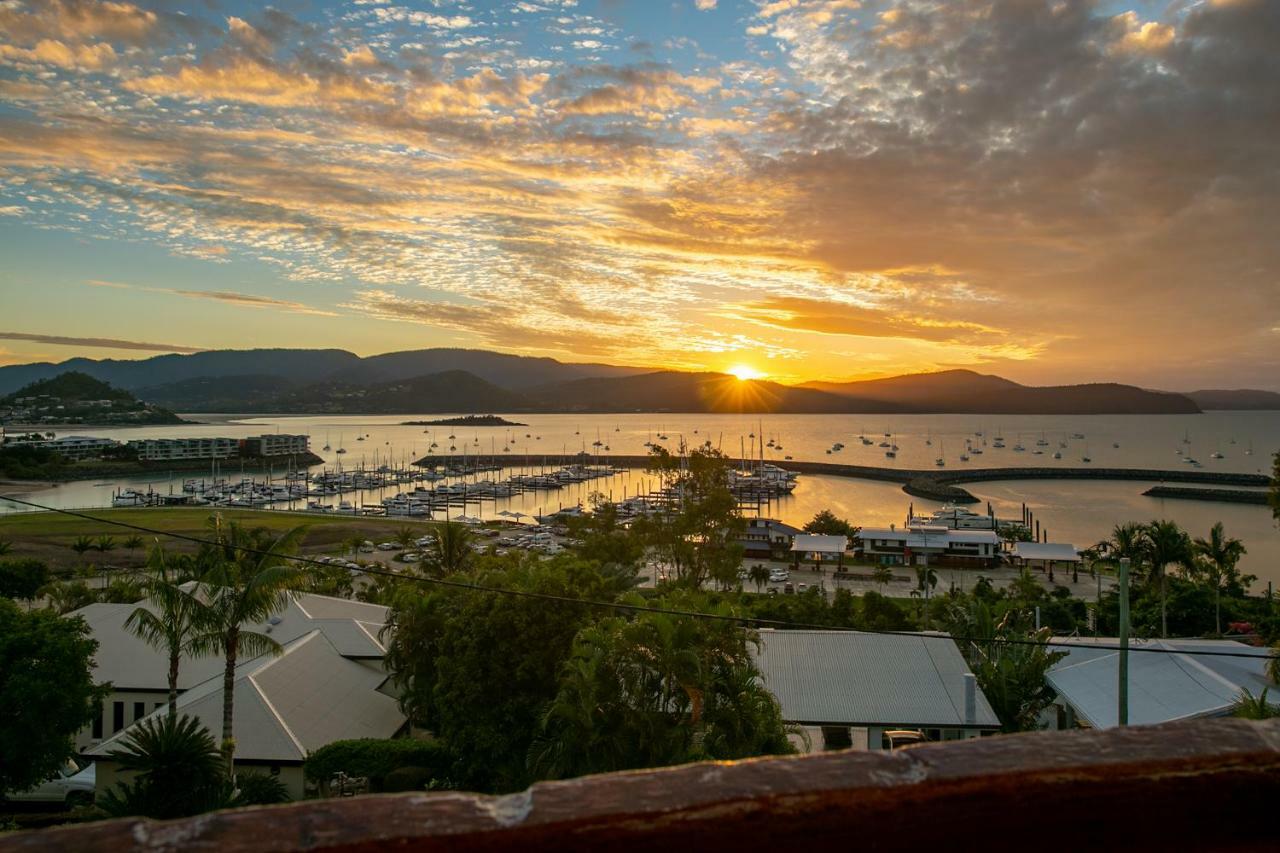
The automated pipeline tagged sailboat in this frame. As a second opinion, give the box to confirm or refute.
[322,432,331,452]
[335,433,347,454]
[935,441,945,467]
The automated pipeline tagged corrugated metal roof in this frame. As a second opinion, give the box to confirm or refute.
[859,527,999,547]
[1012,542,1080,561]
[751,630,1000,729]
[70,592,390,690]
[1047,638,1271,729]
[88,631,405,762]
[790,534,848,553]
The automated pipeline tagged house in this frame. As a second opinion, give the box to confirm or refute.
[856,524,1000,568]
[751,629,1001,752]
[69,592,404,800]
[736,518,801,558]
[1045,637,1272,730]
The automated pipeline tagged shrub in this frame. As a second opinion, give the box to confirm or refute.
[235,771,290,805]
[0,559,50,601]
[304,739,450,792]
[381,765,433,792]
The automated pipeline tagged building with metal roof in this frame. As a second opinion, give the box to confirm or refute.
[87,630,406,799]
[856,524,1000,568]
[1011,542,1080,565]
[69,591,403,799]
[1046,638,1271,730]
[751,629,1001,752]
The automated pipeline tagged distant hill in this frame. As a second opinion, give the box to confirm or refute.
[530,371,902,413]
[803,369,1200,414]
[0,347,646,396]
[1,371,186,424]
[1185,389,1280,410]
[134,375,301,412]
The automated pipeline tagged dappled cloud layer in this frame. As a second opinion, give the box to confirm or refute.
[1,0,1277,386]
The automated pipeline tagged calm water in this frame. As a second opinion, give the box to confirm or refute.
[2,412,1276,586]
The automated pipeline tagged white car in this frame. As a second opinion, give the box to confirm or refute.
[4,760,95,808]
[376,542,400,551]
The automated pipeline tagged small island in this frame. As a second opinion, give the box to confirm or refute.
[401,414,527,427]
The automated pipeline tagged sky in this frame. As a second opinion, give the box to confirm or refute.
[0,0,1276,390]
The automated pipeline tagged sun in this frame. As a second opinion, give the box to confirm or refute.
[728,364,764,381]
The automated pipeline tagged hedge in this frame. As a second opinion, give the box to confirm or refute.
[303,739,450,790]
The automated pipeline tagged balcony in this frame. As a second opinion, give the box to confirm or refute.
[2,717,1277,852]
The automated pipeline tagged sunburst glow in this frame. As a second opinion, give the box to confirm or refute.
[729,365,764,382]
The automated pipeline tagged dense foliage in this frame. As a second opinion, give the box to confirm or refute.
[0,599,107,792]
[98,714,241,818]
[303,738,451,791]
[0,558,49,601]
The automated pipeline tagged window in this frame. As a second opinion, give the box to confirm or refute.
[92,702,104,739]
[112,702,125,733]
[133,702,145,722]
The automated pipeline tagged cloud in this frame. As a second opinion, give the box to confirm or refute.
[0,332,203,354]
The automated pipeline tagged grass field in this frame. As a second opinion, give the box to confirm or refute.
[0,508,442,570]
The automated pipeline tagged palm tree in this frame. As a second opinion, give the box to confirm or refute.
[125,546,205,719]
[70,535,94,567]
[193,516,305,779]
[99,713,230,819]
[1109,522,1147,568]
[1143,520,1191,638]
[914,565,938,627]
[748,564,770,593]
[1192,522,1246,636]
[123,534,145,563]
[872,565,893,593]
[395,526,417,553]
[345,535,365,559]
[1233,688,1279,720]
[95,534,117,556]
[431,521,472,575]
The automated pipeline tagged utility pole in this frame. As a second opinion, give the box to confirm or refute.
[1118,557,1130,727]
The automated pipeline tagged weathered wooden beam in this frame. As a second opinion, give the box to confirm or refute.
[5,718,1279,853]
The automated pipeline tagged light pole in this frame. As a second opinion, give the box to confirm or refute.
[1118,557,1130,727]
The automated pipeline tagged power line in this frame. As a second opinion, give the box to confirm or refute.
[1,494,1274,661]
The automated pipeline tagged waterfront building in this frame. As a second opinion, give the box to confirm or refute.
[128,436,239,461]
[737,517,802,558]
[856,524,1000,568]
[45,435,121,459]
[752,629,1001,752]
[244,433,311,457]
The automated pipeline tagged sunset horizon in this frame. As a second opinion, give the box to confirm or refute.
[2,0,1277,390]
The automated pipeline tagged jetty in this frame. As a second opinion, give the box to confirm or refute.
[419,454,1270,504]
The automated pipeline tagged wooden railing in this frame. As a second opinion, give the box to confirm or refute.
[4,718,1279,852]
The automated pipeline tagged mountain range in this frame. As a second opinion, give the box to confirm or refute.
[0,348,1274,414]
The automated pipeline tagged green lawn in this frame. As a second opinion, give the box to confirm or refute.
[0,507,439,570]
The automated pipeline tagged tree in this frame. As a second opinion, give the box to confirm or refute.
[1109,522,1147,568]
[951,601,1066,732]
[384,556,627,792]
[1143,520,1191,638]
[802,510,857,537]
[0,599,107,792]
[748,564,770,593]
[1269,451,1279,525]
[0,558,49,603]
[914,565,938,627]
[40,579,97,615]
[94,534,117,557]
[872,564,893,593]
[395,526,417,553]
[529,593,791,781]
[1192,522,1247,636]
[98,714,233,819]
[70,535,94,567]
[123,535,145,562]
[193,516,305,779]
[125,546,204,718]
[428,521,473,576]
[0,539,11,557]
[1233,688,1279,720]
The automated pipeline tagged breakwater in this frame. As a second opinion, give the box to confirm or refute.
[417,454,1269,504]
[1142,486,1269,505]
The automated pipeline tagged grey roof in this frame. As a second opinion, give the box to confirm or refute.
[1047,638,1271,729]
[1012,542,1080,562]
[790,534,848,553]
[751,630,1000,729]
[69,593,390,691]
[88,631,405,762]
[859,527,999,547]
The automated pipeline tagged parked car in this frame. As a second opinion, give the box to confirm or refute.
[358,541,375,553]
[783,582,795,595]
[376,542,400,551]
[3,760,95,808]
